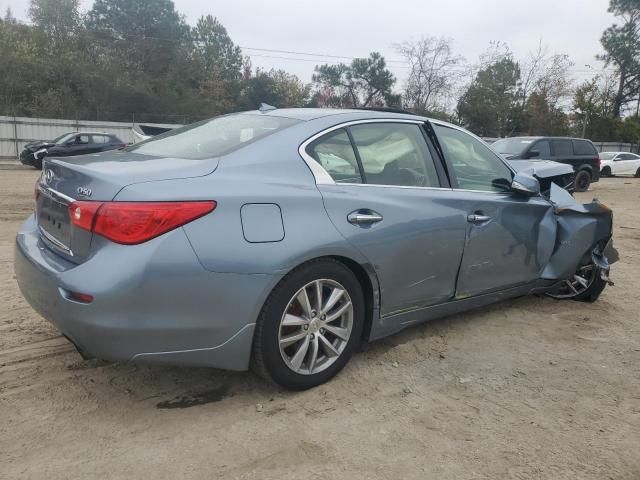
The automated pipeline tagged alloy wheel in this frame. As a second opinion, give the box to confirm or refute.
[278,279,353,375]
[546,264,597,299]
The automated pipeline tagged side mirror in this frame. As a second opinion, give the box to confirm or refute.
[511,172,540,196]
[527,151,540,159]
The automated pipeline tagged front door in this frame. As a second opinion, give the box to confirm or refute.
[307,122,467,316]
[431,123,556,298]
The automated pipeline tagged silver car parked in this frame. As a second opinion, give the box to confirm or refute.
[15,108,615,390]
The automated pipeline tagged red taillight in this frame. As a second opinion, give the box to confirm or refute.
[69,201,216,245]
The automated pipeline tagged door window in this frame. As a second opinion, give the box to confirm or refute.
[92,135,108,144]
[433,125,513,192]
[552,139,573,156]
[618,153,635,160]
[530,140,550,158]
[76,135,89,145]
[307,129,361,184]
[349,123,439,187]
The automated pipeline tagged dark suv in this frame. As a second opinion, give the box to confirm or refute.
[492,137,600,191]
[20,132,126,169]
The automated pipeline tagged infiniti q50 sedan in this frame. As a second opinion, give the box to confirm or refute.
[15,108,615,390]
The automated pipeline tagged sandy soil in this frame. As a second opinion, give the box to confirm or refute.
[0,166,638,480]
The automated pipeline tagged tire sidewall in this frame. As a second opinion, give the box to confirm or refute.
[257,260,365,390]
[574,170,591,192]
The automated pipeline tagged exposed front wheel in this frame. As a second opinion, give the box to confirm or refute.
[574,170,592,192]
[252,259,364,390]
[546,263,607,302]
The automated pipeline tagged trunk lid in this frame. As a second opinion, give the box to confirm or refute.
[37,150,218,263]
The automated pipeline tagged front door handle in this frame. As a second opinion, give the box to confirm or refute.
[347,210,383,226]
[467,213,491,223]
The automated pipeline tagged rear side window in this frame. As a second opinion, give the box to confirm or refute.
[349,123,439,187]
[307,129,361,184]
[552,139,573,157]
[572,140,597,156]
[92,135,108,144]
[128,114,300,160]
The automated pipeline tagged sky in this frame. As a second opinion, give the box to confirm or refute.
[2,0,618,87]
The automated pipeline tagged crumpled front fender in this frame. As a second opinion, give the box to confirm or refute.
[541,184,615,281]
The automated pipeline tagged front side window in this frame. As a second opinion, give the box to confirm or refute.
[307,129,361,184]
[77,135,89,145]
[530,140,550,158]
[434,125,513,193]
[128,114,300,160]
[349,123,439,187]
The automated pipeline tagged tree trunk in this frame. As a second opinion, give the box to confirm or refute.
[613,71,625,118]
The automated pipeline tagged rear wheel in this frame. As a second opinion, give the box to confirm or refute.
[546,263,607,302]
[574,170,591,192]
[252,259,364,390]
[600,166,611,177]
[635,167,640,178]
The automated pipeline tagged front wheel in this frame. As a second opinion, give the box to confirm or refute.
[252,259,364,390]
[546,263,607,302]
[574,170,592,192]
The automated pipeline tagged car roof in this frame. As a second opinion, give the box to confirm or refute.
[65,132,115,135]
[241,107,430,122]
[500,136,594,142]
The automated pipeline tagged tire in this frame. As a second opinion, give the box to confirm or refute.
[635,168,640,178]
[252,258,365,390]
[546,263,607,303]
[574,170,591,192]
[600,166,611,177]
[33,158,43,170]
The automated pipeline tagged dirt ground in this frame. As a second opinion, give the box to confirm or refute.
[0,165,638,480]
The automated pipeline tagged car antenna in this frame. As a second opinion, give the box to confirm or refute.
[259,103,277,113]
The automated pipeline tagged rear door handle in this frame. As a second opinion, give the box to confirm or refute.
[347,210,383,226]
[467,213,491,223]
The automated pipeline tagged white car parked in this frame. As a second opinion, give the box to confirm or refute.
[600,152,640,177]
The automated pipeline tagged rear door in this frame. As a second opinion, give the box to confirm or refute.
[309,121,467,316]
[432,123,556,298]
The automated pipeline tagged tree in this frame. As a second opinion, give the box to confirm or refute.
[312,52,398,107]
[598,0,640,117]
[456,55,522,137]
[572,74,620,140]
[240,68,310,109]
[28,0,81,49]
[191,15,242,82]
[394,37,464,115]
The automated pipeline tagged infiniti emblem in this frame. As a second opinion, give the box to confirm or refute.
[44,169,54,184]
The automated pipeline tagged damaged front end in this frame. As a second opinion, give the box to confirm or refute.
[542,183,617,292]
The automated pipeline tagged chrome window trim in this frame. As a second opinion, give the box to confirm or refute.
[298,119,427,185]
[299,117,518,196]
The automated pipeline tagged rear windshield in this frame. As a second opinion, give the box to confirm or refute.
[492,138,535,155]
[599,152,616,160]
[127,114,300,159]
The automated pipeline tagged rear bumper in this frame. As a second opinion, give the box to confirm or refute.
[14,215,280,370]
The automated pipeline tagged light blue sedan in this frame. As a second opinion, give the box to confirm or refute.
[15,108,615,390]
